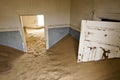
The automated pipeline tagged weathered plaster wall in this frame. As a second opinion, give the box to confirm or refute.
[70,0,94,30]
[1,0,120,51]
[22,16,38,28]
[0,0,71,29]
[70,0,120,30]
[0,0,71,51]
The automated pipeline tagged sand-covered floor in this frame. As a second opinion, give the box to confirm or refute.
[0,28,120,80]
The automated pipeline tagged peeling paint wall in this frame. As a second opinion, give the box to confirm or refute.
[78,20,120,62]
[1,0,120,51]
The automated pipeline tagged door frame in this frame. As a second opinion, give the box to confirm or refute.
[19,14,48,52]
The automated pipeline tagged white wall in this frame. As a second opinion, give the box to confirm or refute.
[70,0,120,30]
[94,0,120,20]
[0,0,120,30]
[0,0,71,51]
[0,0,71,30]
[70,0,94,30]
[22,16,38,28]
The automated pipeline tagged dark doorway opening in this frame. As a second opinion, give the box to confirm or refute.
[101,18,120,22]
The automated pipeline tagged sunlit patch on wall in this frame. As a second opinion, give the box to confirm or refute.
[37,15,44,26]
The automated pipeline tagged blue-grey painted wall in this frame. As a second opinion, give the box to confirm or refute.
[0,27,80,51]
[69,28,80,41]
[0,31,24,51]
[48,27,69,48]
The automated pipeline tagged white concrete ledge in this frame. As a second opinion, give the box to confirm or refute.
[70,26,80,32]
[0,28,20,32]
[46,24,70,28]
[46,24,81,32]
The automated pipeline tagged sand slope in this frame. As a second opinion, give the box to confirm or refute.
[0,29,120,80]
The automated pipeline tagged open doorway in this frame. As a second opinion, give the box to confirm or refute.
[20,15,46,56]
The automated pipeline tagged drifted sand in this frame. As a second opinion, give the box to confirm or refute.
[0,29,120,80]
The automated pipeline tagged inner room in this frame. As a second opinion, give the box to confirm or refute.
[21,15,46,56]
[0,0,120,80]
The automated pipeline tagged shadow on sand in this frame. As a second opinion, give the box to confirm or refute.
[0,45,24,73]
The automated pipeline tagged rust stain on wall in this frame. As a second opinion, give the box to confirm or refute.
[100,47,110,59]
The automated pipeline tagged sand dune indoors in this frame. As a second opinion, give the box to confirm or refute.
[0,29,120,80]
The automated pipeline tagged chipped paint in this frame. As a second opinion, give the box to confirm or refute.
[78,20,120,62]
[100,47,110,59]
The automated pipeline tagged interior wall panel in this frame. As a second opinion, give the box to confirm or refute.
[0,31,24,51]
[48,27,69,48]
[69,28,80,41]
